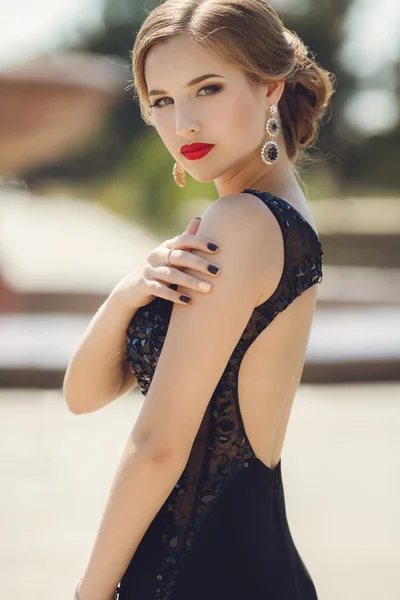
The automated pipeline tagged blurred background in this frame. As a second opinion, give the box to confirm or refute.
[0,0,399,598]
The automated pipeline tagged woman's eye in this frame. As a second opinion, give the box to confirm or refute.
[198,84,222,96]
[151,84,222,108]
[151,97,172,108]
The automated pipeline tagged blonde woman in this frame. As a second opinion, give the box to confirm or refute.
[65,1,335,598]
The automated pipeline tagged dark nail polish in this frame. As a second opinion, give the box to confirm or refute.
[207,243,218,252]
[207,264,219,275]
[180,295,191,303]
[195,216,201,220]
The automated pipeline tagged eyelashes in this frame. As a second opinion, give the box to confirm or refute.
[150,84,223,108]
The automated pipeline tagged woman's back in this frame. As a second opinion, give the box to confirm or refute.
[240,189,322,471]
[120,189,323,600]
[68,2,336,598]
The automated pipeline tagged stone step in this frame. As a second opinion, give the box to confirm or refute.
[6,263,399,315]
[1,306,399,388]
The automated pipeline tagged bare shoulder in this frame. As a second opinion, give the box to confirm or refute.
[202,192,283,246]
[205,191,277,223]
[195,192,285,300]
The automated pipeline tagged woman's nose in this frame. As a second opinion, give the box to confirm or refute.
[175,111,200,138]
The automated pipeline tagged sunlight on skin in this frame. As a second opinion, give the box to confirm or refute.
[144,32,299,200]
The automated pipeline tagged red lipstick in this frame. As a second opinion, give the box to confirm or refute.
[180,143,214,160]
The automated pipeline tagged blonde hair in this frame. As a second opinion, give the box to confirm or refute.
[131,0,336,168]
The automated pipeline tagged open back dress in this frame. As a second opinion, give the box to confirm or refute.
[119,189,323,600]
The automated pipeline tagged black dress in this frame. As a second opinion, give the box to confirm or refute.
[119,190,323,600]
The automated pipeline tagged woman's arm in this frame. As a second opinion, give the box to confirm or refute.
[63,292,139,415]
[63,215,208,414]
[76,193,284,600]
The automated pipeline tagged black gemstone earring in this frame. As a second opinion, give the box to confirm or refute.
[261,104,280,165]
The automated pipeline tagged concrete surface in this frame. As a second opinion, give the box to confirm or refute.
[0,190,159,296]
[1,190,400,308]
[1,304,400,387]
[0,382,399,600]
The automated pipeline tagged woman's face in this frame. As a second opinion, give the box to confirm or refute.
[144,33,271,184]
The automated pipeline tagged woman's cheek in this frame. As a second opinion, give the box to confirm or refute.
[154,120,172,148]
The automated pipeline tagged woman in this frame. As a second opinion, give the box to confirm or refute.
[65,1,335,598]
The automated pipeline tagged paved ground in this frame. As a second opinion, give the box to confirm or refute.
[1,190,400,387]
[2,305,400,387]
[1,383,399,600]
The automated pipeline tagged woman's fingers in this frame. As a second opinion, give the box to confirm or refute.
[152,265,214,294]
[164,248,220,279]
[166,233,219,254]
[138,218,220,306]
[184,216,202,236]
[147,280,193,305]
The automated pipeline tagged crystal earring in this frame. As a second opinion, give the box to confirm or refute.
[261,104,280,165]
[172,162,186,187]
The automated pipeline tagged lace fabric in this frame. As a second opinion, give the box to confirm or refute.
[123,190,323,600]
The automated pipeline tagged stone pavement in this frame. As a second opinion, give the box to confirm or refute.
[1,383,399,600]
[2,305,400,387]
[1,188,400,386]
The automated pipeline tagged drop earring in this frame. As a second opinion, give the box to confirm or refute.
[261,103,280,165]
[172,162,187,187]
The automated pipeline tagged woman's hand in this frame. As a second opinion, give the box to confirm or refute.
[111,217,220,309]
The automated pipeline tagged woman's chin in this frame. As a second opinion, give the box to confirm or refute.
[187,169,220,184]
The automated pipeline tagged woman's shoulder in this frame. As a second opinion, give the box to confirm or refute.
[196,192,286,294]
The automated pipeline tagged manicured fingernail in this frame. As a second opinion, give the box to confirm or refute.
[195,216,201,220]
[180,295,191,303]
[207,243,218,251]
[207,264,219,275]
[198,281,212,292]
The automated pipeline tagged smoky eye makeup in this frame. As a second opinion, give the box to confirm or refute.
[150,83,223,108]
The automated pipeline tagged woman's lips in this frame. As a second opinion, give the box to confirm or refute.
[181,144,214,161]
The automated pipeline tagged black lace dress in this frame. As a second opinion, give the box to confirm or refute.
[118,190,323,600]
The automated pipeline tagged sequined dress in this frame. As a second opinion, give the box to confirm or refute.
[119,190,323,600]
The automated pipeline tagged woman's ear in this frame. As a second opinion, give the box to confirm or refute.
[265,80,285,107]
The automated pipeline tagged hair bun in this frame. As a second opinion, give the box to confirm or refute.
[132,0,336,168]
[280,30,335,157]
[285,31,316,84]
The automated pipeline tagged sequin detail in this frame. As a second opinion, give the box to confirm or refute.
[125,190,323,598]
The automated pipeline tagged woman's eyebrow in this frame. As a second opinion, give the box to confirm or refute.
[148,73,224,97]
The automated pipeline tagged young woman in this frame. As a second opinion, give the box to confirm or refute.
[65,1,335,598]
